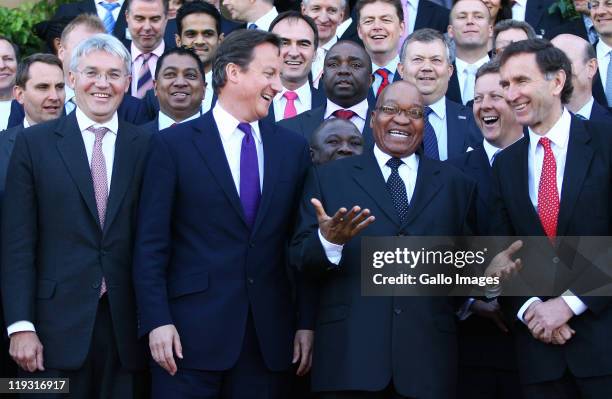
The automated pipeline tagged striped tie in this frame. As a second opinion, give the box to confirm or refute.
[99,1,120,34]
[136,53,154,99]
[423,106,440,160]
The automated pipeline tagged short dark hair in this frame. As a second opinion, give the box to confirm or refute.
[0,35,20,62]
[492,19,536,52]
[475,58,500,80]
[400,28,452,64]
[212,29,281,95]
[499,38,573,104]
[154,46,205,82]
[15,53,63,88]
[176,0,221,37]
[269,11,320,49]
[127,0,169,15]
[355,0,403,24]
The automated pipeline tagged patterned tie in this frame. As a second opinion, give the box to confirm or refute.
[423,106,440,160]
[248,23,259,30]
[575,113,588,121]
[606,51,612,108]
[375,68,390,97]
[65,97,76,114]
[283,91,298,119]
[88,126,109,296]
[462,65,477,105]
[99,1,120,34]
[238,123,261,228]
[398,0,410,53]
[136,53,154,99]
[386,158,410,223]
[332,109,357,120]
[537,137,559,243]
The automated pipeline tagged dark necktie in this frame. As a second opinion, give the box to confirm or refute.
[386,157,410,223]
[238,122,261,228]
[333,109,356,120]
[375,68,390,97]
[423,106,440,160]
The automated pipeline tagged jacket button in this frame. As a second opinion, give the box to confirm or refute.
[552,256,560,264]
[248,278,254,284]
[394,308,402,315]
[92,281,101,289]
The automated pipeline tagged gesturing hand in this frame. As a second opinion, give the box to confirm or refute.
[149,324,183,376]
[485,240,523,281]
[311,198,375,245]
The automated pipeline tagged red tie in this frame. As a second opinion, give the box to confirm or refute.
[375,68,390,97]
[333,109,357,120]
[283,91,298,119]
[537,137,559,242]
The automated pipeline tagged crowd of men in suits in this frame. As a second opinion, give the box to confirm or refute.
[1,0,612,398]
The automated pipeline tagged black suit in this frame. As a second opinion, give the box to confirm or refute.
[414,0,450,33]
[593,68,610,109]
[589,100,612,124]
[524,0,565,37]
[6,100,25,130]
[440,98,483,160]
[545,17,589,41]
[1,113,149,390]
[291,150,476,398]
[490,117,612,394]
[53,0,129,41]
[447,62,462,105]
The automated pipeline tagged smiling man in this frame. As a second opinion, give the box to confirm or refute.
[0,36,19,131]
[309,117,364,164]
[291,80,476,398]
[2,33,150,397]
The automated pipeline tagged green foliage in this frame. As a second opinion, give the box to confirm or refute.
[549,0,581,20]
[0,0,77,57]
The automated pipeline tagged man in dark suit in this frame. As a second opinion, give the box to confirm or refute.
[552,33,612,123]
[141,47,204,133]
[0,36,18,132]
[53,0,129,40]
[2,33,149,397]
[133,29,314,398]
[398,28,482,160]
[493,38,612,398]
[280,40,374,145]
[291,80,476,398]
[512,0,564,37]
[591,0,612,108]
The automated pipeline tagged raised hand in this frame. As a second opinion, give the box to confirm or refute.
[311,198,375,245]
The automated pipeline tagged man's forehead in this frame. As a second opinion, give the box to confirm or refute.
[328,45,367,61]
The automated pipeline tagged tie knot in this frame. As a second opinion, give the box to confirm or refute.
[424,106,433,117]
[100,1,120,11]
[375,68,389,79]
[539,137,552,150]
[88,126,109,140]
[140,53,152,62]
[238,122,253,137]
[386,157,403,171]
[465,65,478,75]
[283,91,298,101]
[333,109,357,120]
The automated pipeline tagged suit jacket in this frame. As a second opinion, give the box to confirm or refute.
[525,0,565,36]
[589,100,612,124]
[6,101,25,130]
[133,111,314,371]
[593,70,609,109]
[1,113,150,371]
[140,116,159,134]
[290,151,476,397]
[490,117,612,383]
[447,62,462,106]
[443,98,483,159]
[545,16,589,41]
[53,0,129,41]
[414,0,450,33]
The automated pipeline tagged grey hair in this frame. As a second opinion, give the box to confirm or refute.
[400,28,453,65]
[69,33,132,75]
[302,0,347,10]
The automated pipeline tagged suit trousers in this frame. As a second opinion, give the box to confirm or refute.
[318,383,414,399]
[522,369,612,399]
[17,295,135,399]
[458,366,523,399]
[151,310,291,399]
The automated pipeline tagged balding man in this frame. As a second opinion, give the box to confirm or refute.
[309,118,364,164]
[552,33,612,123]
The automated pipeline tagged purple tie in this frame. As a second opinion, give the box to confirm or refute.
[238,122,261,228]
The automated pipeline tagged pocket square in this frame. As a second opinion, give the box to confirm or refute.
[458,115,467,120]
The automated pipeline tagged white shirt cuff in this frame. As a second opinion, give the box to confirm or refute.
[318,228,344,265]
[561,291,587,316]
[7,321,36,336]
[517,297,541,324]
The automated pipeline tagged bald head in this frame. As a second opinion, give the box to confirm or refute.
[551,34,594,64]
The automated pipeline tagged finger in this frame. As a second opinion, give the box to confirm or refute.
[163,341,177,375]
[339,206,361,226]
[348,208,370,228]
[559,326,573,341]
[352,216,376,236]
[292,339,300,364]
[330,207,348,226]
[26,351,37,373]
[504,240,523,256]
[36,346,44,371]
[310,198,329,222]
[297,341,311,376]
[173,333,183,360]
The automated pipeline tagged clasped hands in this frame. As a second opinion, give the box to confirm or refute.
[523,297,575,345]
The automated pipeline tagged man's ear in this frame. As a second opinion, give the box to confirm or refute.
[13,85,25,105]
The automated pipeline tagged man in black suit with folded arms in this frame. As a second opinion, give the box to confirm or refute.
[1,33,149,397]
[280,40,374,145]
[291,80,476,398]
[492,38,612,398]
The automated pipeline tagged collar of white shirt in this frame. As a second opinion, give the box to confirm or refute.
[274,81,312,105]
[576,97,595,120]
[513,0,526,7]
[205,70,213,91]
[158,110,200,130]
[455,55,490,77]
[405,0,419,11]
[212,102,262,145]
[131,40,165,63]
[75,106,119,135]
[336,17,352,38]
[596,39,612,59]
[23,118,31,129]
[373,144,419,176]
[427,96,447,120]
[373,55,400,76]
[482,139,502,166]
[324,98,369,121]
[528,107,571,155]
[249,7,278,31]
[321,34,339,52]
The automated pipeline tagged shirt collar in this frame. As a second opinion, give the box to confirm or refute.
[212,102,262,145]
[427,96,447,119]
[513,0,526,7]
[274,81,312,103]
[324,98,369,120]
[321,34,338,51]
[597,39,612,58]
[482,139,502,166]
[205,70,213,90]
[23,118,31,129]
[336,17,353,38]
[75,106,118,135]
[158,109,201,130]
[405,0,419,10]
[454,55,490,76]
[250,7,278,31]
[373,144,419,173]
[528,107,571,154]
[576,96,594,120]
[131,40,165,61]
[373,55,400,75]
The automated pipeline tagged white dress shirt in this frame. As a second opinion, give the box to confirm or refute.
[576,96,595,120]
[336,17,352,38]
[516,108,588,323]
[95,0,124,25]
[427,96,449,161]
[7,107,119,336]
[596,40,612,94]
[272,81,313,122]
[23,118,31,129]
[482,139,502,167]
[0,100,11,131]
[312,35,339,88]
[372,55,400,97]
[131,41,165,95]
[512,0,527,22]
[319,145,420,264]
[202,70,214,114]
[405,0,419,35]
[324,98,369,133]
[248,7,278,31]
[455,55,490,104]
[158,110,200,131]
[212,102,264,192]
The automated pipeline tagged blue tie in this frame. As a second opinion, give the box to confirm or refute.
[248,23,259,30]
[100,1,121,34]
[386,158,410,223]
[423,106,440,160]
[237,122,261,228]
[606,51,612,108]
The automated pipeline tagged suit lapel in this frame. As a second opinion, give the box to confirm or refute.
[557,119,594,236]
[55,113,100,227]
[193,112,247,227]
[303,106,326,139]
[515,137,545,234]
[402,156,443,228]
[446,99,467,157]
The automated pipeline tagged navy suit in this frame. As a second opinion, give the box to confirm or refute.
[490,117,612,391]
[442,98,483,159]
[414,0,450,33]
[140,116,159,134]
[545,17,589,41]
[524,0,565,37]
[291,150,476,397]
[6,100,25,130]
[53,0,129,41]
[593,69,610,109]
[589,100,612,123]
[133,111,314,394]
[447,62,463,106]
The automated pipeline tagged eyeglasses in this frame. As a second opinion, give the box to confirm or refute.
[77,69,127,82]
[589,1,612,9]
[376,104,424,120]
